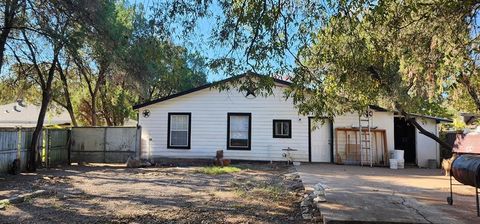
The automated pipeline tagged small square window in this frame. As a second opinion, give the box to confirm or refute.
[273,120,291,138]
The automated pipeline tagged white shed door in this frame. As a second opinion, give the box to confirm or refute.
[310,119,331,162]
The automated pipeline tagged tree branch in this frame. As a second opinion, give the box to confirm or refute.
[399,110,452,150]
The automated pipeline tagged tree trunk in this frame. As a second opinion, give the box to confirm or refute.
[66,106,77,126]
[27,91,50,172]
[25,40,60,172]
[0,0,20,73]
[91,94,97,126]
[57,62,78,126]
[88,63,108,126]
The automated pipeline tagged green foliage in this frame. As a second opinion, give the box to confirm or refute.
[152,1,478,119]
[196,166,242,175]
[2,0,209,127]
[123,9,207,101]
[281,0,477,119]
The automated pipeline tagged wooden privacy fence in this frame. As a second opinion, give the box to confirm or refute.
[44,129,70,168]
[70,127,141,163]
[0,128,38,174]
[0,128,70,174]
[1,127,140,173]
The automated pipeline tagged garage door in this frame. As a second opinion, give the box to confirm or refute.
[309,118,331,162]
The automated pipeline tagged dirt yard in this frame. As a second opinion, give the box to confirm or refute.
[0,163,307,224]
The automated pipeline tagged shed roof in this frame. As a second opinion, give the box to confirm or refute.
[0,102,71,128]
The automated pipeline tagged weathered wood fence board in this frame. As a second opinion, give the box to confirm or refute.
[45,129,70,167]
[70,127,140,163]
[0,128,40,174]
[1,127,140,173]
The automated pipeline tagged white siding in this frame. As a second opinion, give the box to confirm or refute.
[138,83,438,165]
[415,118,440,168]
[139,84,310,162]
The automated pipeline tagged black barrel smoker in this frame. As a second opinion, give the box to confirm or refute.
[447,133,480,216]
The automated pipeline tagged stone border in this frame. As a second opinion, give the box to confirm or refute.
[0,190,51,210]
[292,165,323,222]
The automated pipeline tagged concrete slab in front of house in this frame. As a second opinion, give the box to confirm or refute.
[295,163,470,224]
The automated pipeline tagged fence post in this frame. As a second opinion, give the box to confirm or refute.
[67,129,71,165]
[135,126,140,159]
[45,129,49,168]
[17,128,21,160]
[103,127,107,163]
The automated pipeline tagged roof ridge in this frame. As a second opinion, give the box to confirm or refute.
[133,73,291,109]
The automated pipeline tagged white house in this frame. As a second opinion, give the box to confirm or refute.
[134,74,451,168]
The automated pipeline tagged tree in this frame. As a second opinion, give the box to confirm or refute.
[123,35,208,101]
[288,0,478,149]
[120,6,208,99]
[67,0,134,126]
[0,0,22,73]
[5,0,109,171]
[151,0,479,150]
[12,1,68,171]
[53,55,78,126]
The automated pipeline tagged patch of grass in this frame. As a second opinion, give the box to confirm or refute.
[231,179,287,201]
[251,185,284,201]
[196,166,242,175]
[0,200,11,209]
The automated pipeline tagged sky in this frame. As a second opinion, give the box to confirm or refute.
[131,0,299,82]
[131,0,231,82]
[0,0,300,83]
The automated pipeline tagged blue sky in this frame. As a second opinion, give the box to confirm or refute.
[131,0,299,82]
[132,0,229,82]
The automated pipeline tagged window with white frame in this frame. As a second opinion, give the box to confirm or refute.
[227,113,251,150]
[168,113,191,149]
[273,120,291,138]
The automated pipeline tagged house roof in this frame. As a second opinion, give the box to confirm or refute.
[132,74,453,123]
[407,113,453,123]
[133,72,291,109]
[460,112,480,125]
[367,106,452,123]
[0,102,71,128]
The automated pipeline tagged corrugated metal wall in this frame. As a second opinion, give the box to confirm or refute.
[70,127,141,163]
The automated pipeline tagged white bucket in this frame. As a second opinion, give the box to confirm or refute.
[397,159,405,169]
[389,159,398,169]
[394,150,404,160]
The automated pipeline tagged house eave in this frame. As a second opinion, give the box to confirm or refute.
[133,73,292,110]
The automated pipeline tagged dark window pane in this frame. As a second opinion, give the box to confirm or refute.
[230,138,248,147]
[282,122,290,135]
[171,131,188,146]
[273,120,291,138]
[229,114,250,148]
[275,122,282,135]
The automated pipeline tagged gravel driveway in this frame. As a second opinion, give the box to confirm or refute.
[0,163,307,224]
